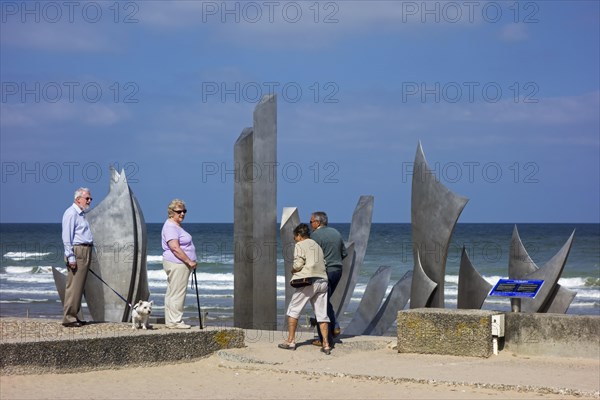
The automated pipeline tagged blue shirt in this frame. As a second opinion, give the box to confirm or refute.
[62,203,94,263]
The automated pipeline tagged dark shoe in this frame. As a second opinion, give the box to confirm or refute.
[77,320,88,325]
[62,321,82,328]
[333,326,341,338]
[321,347,331,355]
[311,339,322,347]
[278,342,296,350]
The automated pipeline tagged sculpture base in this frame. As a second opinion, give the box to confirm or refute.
[397,308,497,358]
[0,318,244,374]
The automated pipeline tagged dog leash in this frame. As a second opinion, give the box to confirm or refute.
[88,268,133,308]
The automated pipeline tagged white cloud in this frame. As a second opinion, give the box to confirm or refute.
[499,24,529,42]
[0,102,130,128]
[136,1,489,49]
[1,21,118,52]
[275,89,600,152]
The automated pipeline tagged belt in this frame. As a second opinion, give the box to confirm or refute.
[74,243,93,247]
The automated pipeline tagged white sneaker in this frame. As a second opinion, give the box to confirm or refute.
[167,323,191,329]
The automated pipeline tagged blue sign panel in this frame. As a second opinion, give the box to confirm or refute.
[489,279,544,298]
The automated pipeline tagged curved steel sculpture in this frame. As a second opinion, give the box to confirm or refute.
[53,167,149,322]
[331,242,356,319]
[85,167,148,322]
[343,266,392,336]
[131,191,149,308]
[409,251,437,308]
[509,226,576,313]
[331,195,374,318]
[457,247,492,309]
[410,142,468,308]
[364,270,413,336]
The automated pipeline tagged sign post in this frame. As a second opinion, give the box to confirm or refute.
[489,279,544,312]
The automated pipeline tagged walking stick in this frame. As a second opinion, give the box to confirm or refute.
[192,268,203,329]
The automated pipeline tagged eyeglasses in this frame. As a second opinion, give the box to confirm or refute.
[173,209,187,214]
[78,197,92,201]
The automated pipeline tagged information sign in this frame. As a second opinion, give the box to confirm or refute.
[489,279,544,298]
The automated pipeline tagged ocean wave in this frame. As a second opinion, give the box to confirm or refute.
[3,252,52,260]
[574,290,600,300]
[484,297,511,306]
[568,302,600,308]
[583,277,600,287]
[445,274,507,286]
[446,274,598,289]
[146,254,237,265]
[146,255,163,264]
[4,266,54,274]
[1,274,56,284]
[0,289,60,296]
[0,298,59,304]
[200,255,234,265]
[146,270,234,282]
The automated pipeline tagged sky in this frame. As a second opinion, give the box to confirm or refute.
[1,0,599,224]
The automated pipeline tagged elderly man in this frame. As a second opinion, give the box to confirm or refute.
[61,187,94,327]
[310,211,347,347]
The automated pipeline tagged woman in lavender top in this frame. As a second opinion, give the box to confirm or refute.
[161,199,197,329]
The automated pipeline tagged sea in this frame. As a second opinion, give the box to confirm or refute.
[1,223,599,332]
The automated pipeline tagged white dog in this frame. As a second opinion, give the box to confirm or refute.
[131,300,153,329]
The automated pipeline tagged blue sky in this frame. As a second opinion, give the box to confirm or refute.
[1,0,599,223]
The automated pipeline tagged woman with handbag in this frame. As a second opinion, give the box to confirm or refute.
[278,223,331,354]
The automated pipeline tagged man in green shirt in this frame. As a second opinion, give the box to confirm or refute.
[310,211,347,347]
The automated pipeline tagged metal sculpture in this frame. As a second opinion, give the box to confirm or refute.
[409,251,437,309]
[233,94,278,330]
[331,195,374,319]
[364,270,413,335]
[410,142,468,308]
[457,247,492,310]
[509,226,576,313]
[343,266,392,336]
[233,127,254,329]
[53,167,149,322]
[331,242,356,318]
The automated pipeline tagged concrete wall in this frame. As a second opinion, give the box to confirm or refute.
[397,308,496,357]
[1,327,245,374]
[503,312,600,359]
[398,309,600,359]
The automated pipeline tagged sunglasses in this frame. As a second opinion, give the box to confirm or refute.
[79,197,92,201]
[173,209,187,214]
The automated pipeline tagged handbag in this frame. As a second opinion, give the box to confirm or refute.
[290,277,314,288]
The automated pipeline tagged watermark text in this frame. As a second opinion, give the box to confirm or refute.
[201,81,339,104]
[1,1,139,24]
[1,82,140,104]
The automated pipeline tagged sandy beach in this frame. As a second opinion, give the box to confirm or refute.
[2,350,598,399]
[2,320,598,400]
[2,355,590,400]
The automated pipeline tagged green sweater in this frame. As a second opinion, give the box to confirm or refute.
[311,226,347,270]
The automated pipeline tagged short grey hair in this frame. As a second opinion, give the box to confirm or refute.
[311,211,328,225]
[74,187,91,201]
